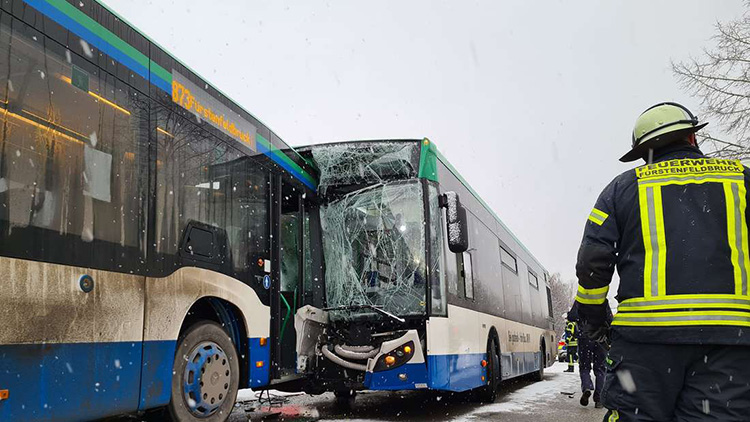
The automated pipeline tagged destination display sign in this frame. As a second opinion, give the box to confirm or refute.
[171,70,257,152]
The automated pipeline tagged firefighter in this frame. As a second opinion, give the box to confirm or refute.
[564,317,578,373]
[574,102,750,421]
[569,301,612,408]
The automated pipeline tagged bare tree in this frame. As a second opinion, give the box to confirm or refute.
[549,272,576,339]
[673,7,750,159]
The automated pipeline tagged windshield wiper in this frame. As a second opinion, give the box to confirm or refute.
[323,304,406,324]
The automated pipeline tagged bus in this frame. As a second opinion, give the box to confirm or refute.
[293,139,556,402]
[0,0,321,420]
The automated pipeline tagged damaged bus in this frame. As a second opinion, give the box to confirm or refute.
[293,139,556,402]
[0,0,318,421]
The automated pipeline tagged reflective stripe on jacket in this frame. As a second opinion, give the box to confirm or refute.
[565,321,578,346]
[574,145,750,345]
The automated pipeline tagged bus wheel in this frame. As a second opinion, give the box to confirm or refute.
[168,321,240,422]
[530,342,545,382]
[477,338,500,403]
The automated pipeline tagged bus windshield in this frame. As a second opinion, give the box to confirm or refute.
[320,181,427,321]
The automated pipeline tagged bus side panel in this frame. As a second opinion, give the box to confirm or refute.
[426,309,486,392]
[492,317,546,379]
[0,257,145,422]
[140,267,270,410]
[427,306,555,392]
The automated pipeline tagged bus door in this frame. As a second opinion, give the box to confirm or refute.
[271,179,306,380]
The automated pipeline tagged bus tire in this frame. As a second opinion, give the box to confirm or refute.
[530,341,545,382]
[477,337,500,403]
[168,321,240,422]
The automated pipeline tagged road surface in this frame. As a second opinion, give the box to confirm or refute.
[229,362,607,421]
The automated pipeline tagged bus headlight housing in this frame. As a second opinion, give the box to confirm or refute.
[373,341,415,372]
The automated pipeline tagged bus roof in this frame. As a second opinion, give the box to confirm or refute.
[301,138,549,276]
[419,138,549,276]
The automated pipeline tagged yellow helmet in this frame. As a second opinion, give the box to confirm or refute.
[620,102,708,162]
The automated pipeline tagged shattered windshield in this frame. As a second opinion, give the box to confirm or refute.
[320,181,427,321]
[310,141,420,196]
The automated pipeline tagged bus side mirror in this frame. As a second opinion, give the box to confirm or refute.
[439,191,469,253]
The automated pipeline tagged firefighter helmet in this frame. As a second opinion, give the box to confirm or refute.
[620,102,708,162]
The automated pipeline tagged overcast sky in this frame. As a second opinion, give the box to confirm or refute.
[106,0,744,292]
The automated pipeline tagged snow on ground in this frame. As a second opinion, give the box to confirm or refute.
[315,362,586,422]
[230,362,600,422]
[451,362,581,421]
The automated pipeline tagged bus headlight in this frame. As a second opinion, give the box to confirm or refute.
[373,341,415,372]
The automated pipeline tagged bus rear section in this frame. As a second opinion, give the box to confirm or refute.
[293,140,556,401]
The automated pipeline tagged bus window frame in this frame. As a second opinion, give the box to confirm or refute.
[424,179,449,317]
[528,269,539,290]
[463,250,475,300]
[499,243,518,274]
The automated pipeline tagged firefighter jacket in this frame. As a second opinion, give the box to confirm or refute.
[575,145,750,345]
[565,321,578,347]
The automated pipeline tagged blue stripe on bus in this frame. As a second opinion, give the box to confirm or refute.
[1,338,269,421]
[248,338,270,388]
[138,340,177,411]
[256,139,316,190]
[149,71,173,93]
[23,0,155,85]
[0,341,144,422]
[427,353,487,392]
[364,363,429,391]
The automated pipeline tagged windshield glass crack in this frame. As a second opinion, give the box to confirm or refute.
[320,181,426,321]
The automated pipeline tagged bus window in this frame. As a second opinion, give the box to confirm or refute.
[279,182,303,377]
[546,285,554,318]
[280,186,301,292]
[528,270,539,289]
[443,215,459,296]
[302,211,313,303]
[429,184,447,315]
[0,19,146,268]
[463,251,474,299]
[500,245,518,273]
[153,107,271,286]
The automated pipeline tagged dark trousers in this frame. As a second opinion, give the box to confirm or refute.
[567,345,578,368]
[602,332,750,422]
[579,335,606,401]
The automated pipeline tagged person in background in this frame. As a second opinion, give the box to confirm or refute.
[563,316,578,373]
[569,301,612,408]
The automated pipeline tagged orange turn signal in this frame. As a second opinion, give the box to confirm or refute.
[255,361,264,368]
[385,356,396,366]
[259,338,267,346]
[0,389,8,400]
[481,360,487,367]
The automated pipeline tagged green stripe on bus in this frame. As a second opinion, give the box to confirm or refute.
[418,139,439,182]
[150,60,172,83]
[47,0,172,84]
[256,134,317,186]
[49,0,149,69]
